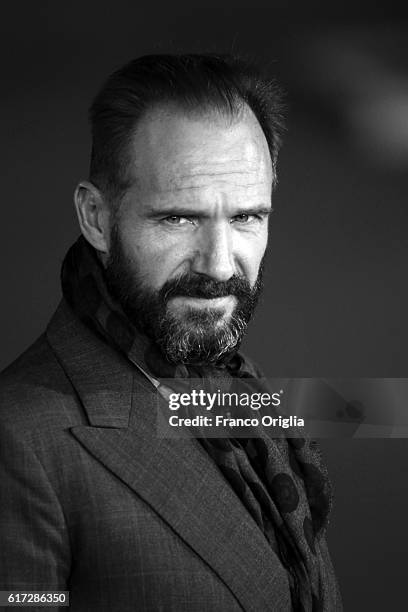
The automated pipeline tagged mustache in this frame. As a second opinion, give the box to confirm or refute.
[159,274,253,301]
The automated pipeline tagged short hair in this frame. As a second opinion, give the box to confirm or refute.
[89,53,286,205]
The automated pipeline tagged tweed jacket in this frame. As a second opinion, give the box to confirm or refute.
[0,300,335,611]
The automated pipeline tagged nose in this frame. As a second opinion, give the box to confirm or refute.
[191,223,235,281]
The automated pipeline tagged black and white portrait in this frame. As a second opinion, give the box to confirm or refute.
[0,4,407,611]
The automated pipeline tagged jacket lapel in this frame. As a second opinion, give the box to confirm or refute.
[47,300,290,611]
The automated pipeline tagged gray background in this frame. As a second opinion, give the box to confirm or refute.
[1,3,407,609]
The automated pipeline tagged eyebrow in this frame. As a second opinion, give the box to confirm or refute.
[147,204,273,218]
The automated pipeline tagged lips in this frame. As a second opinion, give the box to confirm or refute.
[160,273,252,303]
[167,296,238,316]
[170,295,235,306]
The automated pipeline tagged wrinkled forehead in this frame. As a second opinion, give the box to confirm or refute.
[126,104,273,195]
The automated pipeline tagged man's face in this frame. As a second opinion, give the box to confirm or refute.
[104,105,273,365]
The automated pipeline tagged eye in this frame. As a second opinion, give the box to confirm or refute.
[231,213,260,224]
[163,215,191,225]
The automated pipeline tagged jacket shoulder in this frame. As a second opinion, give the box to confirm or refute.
[0,333,84,432]
[1,333,60,385]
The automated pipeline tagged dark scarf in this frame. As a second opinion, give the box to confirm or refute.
[61,236,341,611]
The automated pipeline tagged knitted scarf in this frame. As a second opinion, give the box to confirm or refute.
[61,236,341,611]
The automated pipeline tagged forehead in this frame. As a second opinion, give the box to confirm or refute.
[126,105,272,195]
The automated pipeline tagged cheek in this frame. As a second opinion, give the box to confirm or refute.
[236,232,268,282]
[128,235,189,289]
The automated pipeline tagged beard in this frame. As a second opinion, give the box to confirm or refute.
[103,224,264,365]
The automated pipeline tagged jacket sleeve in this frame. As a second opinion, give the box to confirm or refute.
[0,421,71,603]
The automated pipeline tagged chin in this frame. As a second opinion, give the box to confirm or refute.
[155,305,246,366]
[169,305,227,327]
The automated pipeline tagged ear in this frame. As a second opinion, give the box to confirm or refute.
[74,181,110,253]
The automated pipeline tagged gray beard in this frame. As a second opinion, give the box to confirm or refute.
[104,224,264,365]
[153,305,248,365]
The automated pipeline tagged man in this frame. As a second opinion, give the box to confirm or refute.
[0,54,342,611]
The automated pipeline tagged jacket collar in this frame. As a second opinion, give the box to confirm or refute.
[46,299,137,428]
[46,299,291,611]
